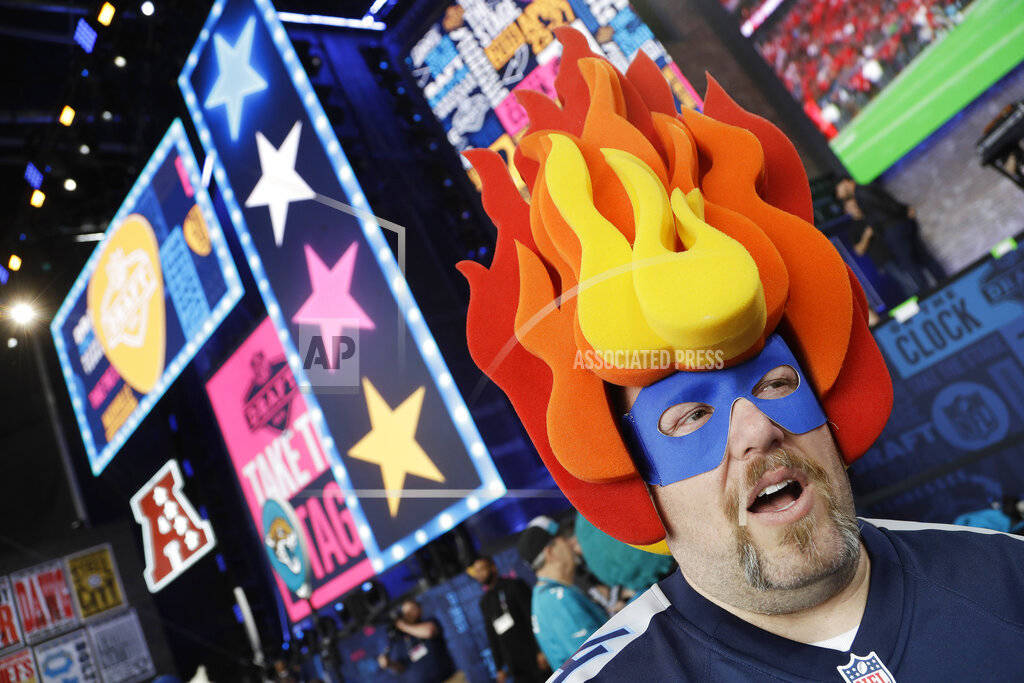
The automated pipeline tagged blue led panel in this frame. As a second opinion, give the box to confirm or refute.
[179,0,505,581]
[24,163,43,189]
[74,18,97,54]
[50,120,244,475]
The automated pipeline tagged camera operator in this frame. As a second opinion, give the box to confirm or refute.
[376,599,456,682]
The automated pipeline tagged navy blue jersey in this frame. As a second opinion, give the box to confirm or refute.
[550,519,1024,682]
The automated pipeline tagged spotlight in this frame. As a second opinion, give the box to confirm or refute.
[101,111,113,121]
[10,303,36,326]
[97,2,115,26]
[6,338,16,349]
[114,55,126,68]
[59,106,75,126]
[8,255,21,272]
[30,190,45,208]
[79,144,90,155]
[64,178,78,192]
[140,1,154,16]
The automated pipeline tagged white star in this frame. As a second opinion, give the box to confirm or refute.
[204,16,268,141]
[245,121,315,247]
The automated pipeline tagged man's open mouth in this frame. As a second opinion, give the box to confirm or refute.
[748,480,803,514]
[746,469,808,515]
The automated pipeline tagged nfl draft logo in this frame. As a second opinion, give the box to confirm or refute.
[837,652,896,683]
[243,351,296,432]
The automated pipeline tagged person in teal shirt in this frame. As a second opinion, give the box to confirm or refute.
[518,517,608,669]
[573,513,676,594]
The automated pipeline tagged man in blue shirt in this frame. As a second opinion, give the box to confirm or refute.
[550,370,1024,681]
[517,517,608,669]
[456,26,1024,683]
[377,599,455,682]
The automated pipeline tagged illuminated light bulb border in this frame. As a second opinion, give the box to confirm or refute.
[176,0,506,574]
[49,119,244,476]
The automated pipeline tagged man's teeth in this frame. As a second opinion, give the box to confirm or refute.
[757,480,793,498]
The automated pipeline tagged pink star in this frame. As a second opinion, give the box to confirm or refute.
[292,243,375,343]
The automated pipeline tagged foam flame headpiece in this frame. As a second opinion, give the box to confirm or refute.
[457,29,893,547]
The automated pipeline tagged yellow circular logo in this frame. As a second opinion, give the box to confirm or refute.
[183,204,211,256]
[86,214,166,394]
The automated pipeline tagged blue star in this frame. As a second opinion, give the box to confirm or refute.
[204,16,267,141]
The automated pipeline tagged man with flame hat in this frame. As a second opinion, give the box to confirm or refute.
[458,28,1024,682]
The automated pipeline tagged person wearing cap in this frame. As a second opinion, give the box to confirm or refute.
[466,555,549,682]
[517,517,607,671]
[458,27,1024,682]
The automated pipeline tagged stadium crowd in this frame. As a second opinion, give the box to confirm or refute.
[755,0,973,132]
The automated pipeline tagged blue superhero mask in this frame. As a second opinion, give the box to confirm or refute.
[622,334,826,486]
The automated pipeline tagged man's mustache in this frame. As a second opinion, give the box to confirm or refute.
[726,447,831,523]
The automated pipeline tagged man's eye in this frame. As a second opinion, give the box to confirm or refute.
[658,403,714,436]
[752,365,799,399]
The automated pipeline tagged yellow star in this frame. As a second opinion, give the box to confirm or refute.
[348,378,445,517]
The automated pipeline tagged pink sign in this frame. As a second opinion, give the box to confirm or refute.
[206,318,373,621]
[495,57,561,137]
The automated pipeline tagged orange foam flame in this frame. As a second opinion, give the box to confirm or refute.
[458,30,891,545]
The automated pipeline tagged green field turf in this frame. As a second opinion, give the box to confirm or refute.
[830,0,1024,182]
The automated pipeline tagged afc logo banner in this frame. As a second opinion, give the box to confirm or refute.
[130,460,216,592]
[837,652,895,683]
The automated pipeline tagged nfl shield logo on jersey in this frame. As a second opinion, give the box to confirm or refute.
[836,651,896,683]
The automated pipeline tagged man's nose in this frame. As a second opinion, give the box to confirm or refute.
[727,398,785,461]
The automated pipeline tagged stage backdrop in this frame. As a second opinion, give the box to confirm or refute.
[406,0,703,190]
[180,0,505,591]
[852,237,1024,521]
[50,120,243,475]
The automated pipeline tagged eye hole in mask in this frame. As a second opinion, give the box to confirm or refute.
[751,364,800,400]
[655,365,800,437]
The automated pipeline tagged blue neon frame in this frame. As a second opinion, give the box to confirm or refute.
[178,0,505,575]
[50,119,244,475]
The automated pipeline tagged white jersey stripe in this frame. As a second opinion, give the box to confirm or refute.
[864,517,1024,541]
[547,583,672,683]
